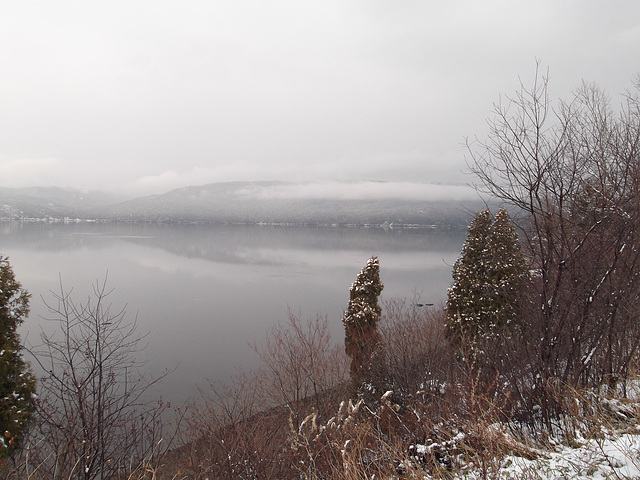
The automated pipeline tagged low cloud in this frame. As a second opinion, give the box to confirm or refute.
[123,150,471,198]
[241,181,478,202]
[130,170,186,194]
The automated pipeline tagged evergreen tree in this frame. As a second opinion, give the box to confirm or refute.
[343,256,384,388]
[445,208,528,358]
[0,256,36,458]
[487,207,529,332]
[446,209,492,348]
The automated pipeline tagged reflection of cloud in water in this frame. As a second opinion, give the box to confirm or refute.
[0,222,467,265]
[123,247,236,279]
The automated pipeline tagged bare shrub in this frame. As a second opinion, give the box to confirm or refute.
[251,309,349,421]
[24,277,176,480]
[178,372,294,480]
[379,298,451,402]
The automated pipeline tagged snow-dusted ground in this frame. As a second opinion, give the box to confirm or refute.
[495,432,640,479]
[404,429,640,479]
[457,387,640,479]
[400,386,640,479]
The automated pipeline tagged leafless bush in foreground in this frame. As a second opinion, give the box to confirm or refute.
[23,277,177,480]
[251,309,349,421]
[379,297,451,403]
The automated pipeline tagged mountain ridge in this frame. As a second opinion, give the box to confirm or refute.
[0,181,483,227]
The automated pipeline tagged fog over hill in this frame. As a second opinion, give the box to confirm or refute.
[0,186,127,219]
[0,181,484,227]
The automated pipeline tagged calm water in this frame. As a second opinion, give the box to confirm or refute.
[0,222,466,403]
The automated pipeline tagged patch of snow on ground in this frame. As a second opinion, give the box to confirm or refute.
[497,433,640,479]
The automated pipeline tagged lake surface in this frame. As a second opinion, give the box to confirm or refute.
[0,222,466,404]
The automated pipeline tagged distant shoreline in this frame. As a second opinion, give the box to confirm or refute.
[0,216,466,230]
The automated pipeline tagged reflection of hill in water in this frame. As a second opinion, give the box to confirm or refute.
[0,222,467,265]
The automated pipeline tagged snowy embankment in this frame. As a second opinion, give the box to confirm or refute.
[496,432,640,479]
[416,386,640,479]
[402,423,640,479]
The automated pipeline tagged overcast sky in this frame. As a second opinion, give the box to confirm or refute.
[1,1,639,197]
